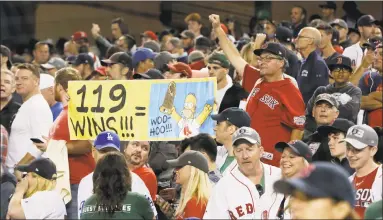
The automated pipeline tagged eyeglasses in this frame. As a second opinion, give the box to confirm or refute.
[296,35,314,40]
[258,55,283,63]
[332,68,350,73]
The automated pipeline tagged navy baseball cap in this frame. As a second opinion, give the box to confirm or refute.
[327,55,353,72]
[275,140,313,161]
[274,162,356,207]
[16,158,57,180]
[94,131,121,151]
[72,53,94,66]
[133,69,164,80]
[211,107,251,128]
[357,15,378,27]
[317,118,355,136]
[132,48,156,67]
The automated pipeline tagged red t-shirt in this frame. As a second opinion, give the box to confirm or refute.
[242,64,261,93]
[353,167,379,218]
[176,196,207,219]
[49,106,95,184]
[246,79,305,167]
[133,166,158,201]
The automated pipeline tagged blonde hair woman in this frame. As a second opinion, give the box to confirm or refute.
[7,158,66,219]
[165,150,211,219]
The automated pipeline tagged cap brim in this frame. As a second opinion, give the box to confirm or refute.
[95,144,120,151]
[340,138,368,149]
[41,63,55,69]
[274,178,328,198]
[328,64,353,72]
[166,158,182,168]
[315,98,336,107]
[101,59,117,65]
[210,113,222,121]
[317,125,339,137]
[133,73,150,79]
[233,137,258,145]
[253,48,280,57]
[15,164,31,173]
[275,142,300,155]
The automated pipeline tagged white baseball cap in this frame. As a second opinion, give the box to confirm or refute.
[39,74,55,90]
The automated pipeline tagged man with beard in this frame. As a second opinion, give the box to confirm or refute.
[343,15,377,70]
[123,141,157,201]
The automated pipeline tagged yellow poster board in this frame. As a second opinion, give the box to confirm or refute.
[68,78,217,141]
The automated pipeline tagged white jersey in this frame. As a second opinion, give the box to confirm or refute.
[204,163,281,219]
[343,42,365,70]
[258,191,291,219]
[348,165,382,207]
[77,171,157,218]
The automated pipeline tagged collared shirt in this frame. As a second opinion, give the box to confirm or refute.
[0,98,21,133]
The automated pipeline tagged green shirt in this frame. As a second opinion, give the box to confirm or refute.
[80,192,154,220]
[220,156,235,173]
[364,200,382,220]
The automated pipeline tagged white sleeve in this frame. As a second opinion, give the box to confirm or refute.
[372,167,382,202]
[203,183,230,219]
[22,191,66,219]
[342,47,355,60]
[131,173,158,217]
[77,177,92,219]
[28,103,53,158]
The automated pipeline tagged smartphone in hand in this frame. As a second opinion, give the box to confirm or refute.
[30,138,44,144]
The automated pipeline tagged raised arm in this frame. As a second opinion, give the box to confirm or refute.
[209,14,251,77]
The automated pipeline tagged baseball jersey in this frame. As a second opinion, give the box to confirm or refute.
[246,79,306,167]
[203,163,281,219]
[343,42,365,70]
[349,165,382,218]
[77,171,157,219]
[358,71,383,127]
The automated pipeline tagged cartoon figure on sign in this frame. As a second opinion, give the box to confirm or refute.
[160,82,213,138]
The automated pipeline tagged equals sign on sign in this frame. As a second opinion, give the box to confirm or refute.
[135,106,146,116]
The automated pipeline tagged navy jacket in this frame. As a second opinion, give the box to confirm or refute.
[296,51,330,104]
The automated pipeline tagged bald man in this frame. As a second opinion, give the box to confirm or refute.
[295,27,330,104]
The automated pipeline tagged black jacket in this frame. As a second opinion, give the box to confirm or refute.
[219,83,249,113]
[0,98,21,133]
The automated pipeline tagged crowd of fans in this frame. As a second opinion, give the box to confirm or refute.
[1,1,382,219]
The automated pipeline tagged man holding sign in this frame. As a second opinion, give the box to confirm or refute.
[35,68,95,219]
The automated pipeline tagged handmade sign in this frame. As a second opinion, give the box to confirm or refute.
[68,78,217,141]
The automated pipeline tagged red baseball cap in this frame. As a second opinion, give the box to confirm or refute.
[168,62,192,78]
[72,31,88,41]
[141,31,158,41]
[95,66,107,76]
